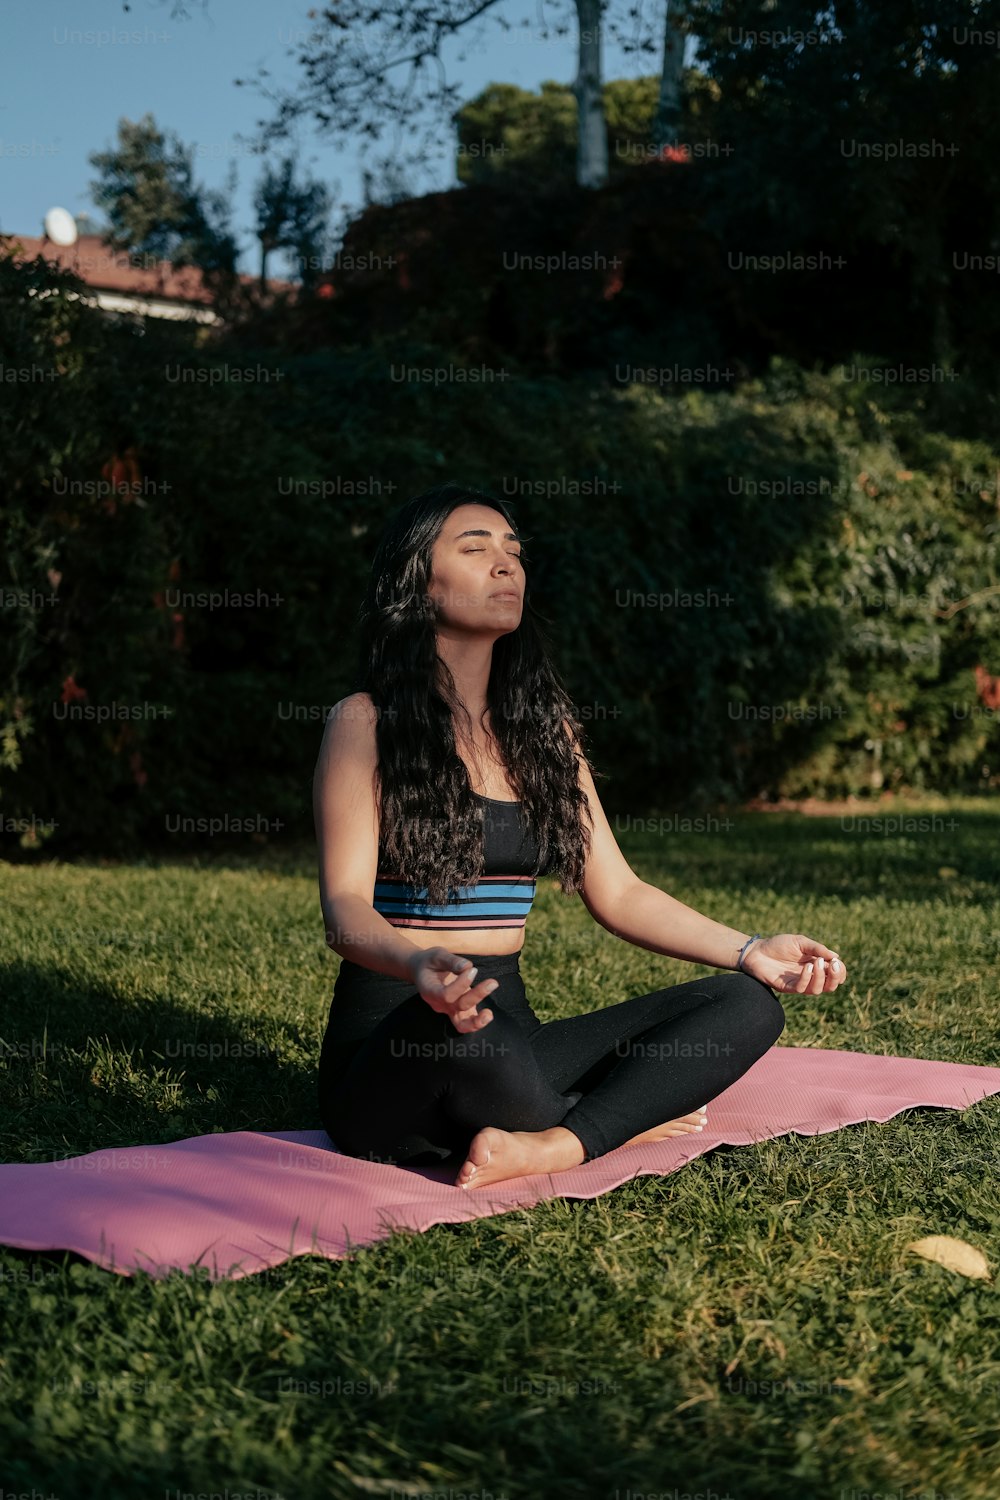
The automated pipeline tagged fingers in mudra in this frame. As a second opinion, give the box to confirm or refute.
[438,967,499,1032]
[797,956,845,995]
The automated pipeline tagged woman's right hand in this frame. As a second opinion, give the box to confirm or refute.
[406,947,499,1034]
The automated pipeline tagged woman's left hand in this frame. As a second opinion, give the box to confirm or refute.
[741,934,848,995]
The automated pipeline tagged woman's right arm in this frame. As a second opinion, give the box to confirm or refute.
[312,694,499,1032]
[313,693,424,982]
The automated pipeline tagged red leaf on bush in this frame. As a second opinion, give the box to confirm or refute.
[974,663,1000,709]
[603,261,625,300]
[60,675,87,703]
[102,447,142,499]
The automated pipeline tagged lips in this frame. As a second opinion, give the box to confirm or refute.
[490,591,520,602]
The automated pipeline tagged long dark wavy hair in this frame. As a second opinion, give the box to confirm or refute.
[349,482,596,905]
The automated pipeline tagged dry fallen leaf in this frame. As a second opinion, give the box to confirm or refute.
[905,1235,991,1280]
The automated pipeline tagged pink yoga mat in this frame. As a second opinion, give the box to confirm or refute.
[1,1046,997,1281]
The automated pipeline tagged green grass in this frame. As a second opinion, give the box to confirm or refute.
[1,799,999,1500]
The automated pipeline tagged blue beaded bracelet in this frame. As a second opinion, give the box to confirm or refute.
[736,933,764,971]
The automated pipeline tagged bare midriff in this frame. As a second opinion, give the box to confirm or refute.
[397,927,526,959]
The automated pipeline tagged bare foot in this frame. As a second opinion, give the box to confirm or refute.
[619,1105,708,1150]
[455,1124,586,1190]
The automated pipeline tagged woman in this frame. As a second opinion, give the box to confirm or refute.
[314,483,848,1190]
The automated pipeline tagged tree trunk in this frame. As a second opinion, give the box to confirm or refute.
[259,239,268,295]
[573,0,608,189]
[653,0,689,152]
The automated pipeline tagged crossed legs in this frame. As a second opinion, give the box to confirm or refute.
[322,970,785,1189]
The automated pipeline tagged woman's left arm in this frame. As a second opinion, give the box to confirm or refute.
[598,883,848,997]
[564,720,848,998]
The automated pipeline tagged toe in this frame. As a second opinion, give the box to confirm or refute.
[455,1130,494,1188]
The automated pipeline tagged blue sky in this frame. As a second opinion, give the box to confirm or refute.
[2,0,680,277]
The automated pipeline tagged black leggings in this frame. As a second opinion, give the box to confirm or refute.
[318,951,786,1166]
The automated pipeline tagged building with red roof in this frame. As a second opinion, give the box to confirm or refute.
[4,214,296,324]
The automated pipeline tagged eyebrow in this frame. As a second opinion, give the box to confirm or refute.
[452,528,522,542]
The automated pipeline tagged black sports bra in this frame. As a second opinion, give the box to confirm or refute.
[372,793,549,931]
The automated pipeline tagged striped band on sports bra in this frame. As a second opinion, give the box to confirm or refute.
[371,874,537,930]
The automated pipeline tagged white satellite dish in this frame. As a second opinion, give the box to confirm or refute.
[44,207,78,246]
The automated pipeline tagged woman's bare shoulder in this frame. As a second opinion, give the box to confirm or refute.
[331,690,377,722]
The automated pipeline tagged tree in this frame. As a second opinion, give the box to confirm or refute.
[574,0,608,186]
[653,0,691,150]
[253,155,334,290]
[688,0,1000,363]
[456,78,659,188]
[88,113,239,293]
[124,0,696,193]
[239,1,616,192]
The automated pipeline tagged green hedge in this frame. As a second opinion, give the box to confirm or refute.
[1,242,998,855]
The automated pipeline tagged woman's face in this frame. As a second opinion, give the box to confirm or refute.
[427,503,524,635]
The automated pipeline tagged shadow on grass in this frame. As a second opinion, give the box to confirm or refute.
[0,957,325,1165]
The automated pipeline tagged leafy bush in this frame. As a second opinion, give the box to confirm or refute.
[2,243,997,857]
